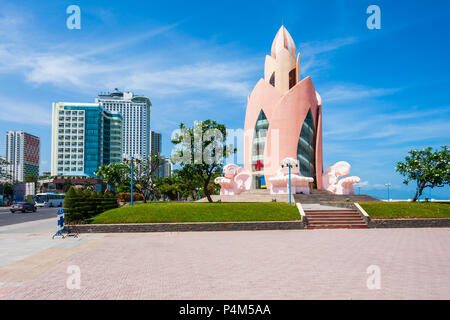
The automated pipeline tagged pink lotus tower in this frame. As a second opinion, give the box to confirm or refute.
[244,26,324,190]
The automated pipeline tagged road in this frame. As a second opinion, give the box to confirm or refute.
[0,206,59,227]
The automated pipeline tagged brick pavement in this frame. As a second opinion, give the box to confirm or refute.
[1,228,449,299]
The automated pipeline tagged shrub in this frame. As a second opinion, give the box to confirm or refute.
[94,191,104,215]
[64,187,84,222]
[117,193,143,202]
[64,187,118,223]
[106,192,119,211]
[87,191,98,217]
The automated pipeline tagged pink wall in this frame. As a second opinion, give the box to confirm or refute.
[244,76,323,189]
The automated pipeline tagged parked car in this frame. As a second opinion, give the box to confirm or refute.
[10,202,37,213]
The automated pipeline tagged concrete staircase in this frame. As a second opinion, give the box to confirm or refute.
[305,208,368,229]
[294,189,380,204]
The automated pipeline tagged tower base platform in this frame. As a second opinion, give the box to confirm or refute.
[197,189,380,204]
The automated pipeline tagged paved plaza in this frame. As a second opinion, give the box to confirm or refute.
[0,219,449,300]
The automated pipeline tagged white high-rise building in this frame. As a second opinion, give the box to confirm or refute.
[51,103,123,177]
[96,89,151,160]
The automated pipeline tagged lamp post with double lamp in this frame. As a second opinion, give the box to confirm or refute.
[281,159,299,205]
[385,183,391,202]
[353,183,361,195]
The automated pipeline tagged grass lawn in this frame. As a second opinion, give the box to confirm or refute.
[88,202,301,224]
[359,202,450,219]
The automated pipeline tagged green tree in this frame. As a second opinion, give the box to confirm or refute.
[95,162,130,193]
[155,176,182,201]
[62,179,74,193]
[0,158,11,181]
[2,182,13,196]
[131,154,162,203]
[64,187,83,222]
[396,146,449,202]
[174,166,202,200]
[171,120,235,202]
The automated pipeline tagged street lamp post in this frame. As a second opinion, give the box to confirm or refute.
[281,159,299,205]
[385,183,391,202]
[130,156,134,206]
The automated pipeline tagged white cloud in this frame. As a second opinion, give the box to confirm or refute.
[0,95,51,126]
[298,37,357,57]
[322,84,399,102]
[0,11,258,100]
[119,61,257,98]
[298,37,357,75]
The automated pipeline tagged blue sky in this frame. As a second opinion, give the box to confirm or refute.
[0,0,449,199]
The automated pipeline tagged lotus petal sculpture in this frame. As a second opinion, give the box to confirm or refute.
[243,26,324,190]
[214,164,252,195]
[322,161,360,195]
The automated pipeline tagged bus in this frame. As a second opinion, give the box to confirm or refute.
[35,193,65,208]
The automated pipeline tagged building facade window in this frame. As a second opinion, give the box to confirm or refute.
[289,68,296,89]
[297,109,316,183]
[269,72,275,87]
[252,110,269,189]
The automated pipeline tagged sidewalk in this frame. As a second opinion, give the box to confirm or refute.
[1,226,449,299]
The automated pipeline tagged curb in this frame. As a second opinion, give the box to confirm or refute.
[67,220,305,233]
[369,218,450,228]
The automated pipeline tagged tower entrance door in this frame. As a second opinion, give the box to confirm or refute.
[253,175,267,189]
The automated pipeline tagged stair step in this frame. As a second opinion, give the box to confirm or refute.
[305,210,358,213]
[306,216,361,219]
[308,220,365,224]
[307,225,368,230]
[307,218,364,222]
[304,208,367,229]
[305,212,359,215]
[306,212,360,215]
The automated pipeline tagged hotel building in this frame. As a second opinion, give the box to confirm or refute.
[5,131,40,182]
[51,103,123,177]
[150,130,162,156]
[96,89,151,160]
